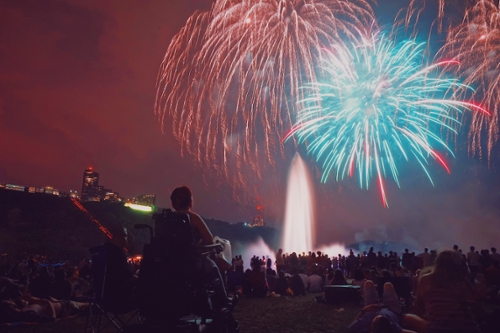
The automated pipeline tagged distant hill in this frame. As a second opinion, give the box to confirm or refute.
[0,189,280,260]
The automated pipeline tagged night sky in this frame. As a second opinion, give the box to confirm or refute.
[1,0,499,250]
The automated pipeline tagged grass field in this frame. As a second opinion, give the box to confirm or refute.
[1,294,359,333]
[233,293,358,333]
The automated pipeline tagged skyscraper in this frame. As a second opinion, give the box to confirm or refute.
[81,167,100,201]
[136,194,156,207]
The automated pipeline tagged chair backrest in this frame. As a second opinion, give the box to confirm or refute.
[136,209,200,322]
[154,209,198,265]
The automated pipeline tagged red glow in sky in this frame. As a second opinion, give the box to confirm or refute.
[1,0,500,249]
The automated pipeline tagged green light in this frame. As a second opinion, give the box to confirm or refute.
[124,203,153,212]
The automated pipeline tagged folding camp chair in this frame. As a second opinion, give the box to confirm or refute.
[84,246,141,333]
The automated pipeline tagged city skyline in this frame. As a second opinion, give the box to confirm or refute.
[1,166,156,205]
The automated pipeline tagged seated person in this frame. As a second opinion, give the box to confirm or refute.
[65,269,85,299]
[273,270,288,296]
[1,295,88,323]
[0,277,23,302]
[290,269,306,296]
[242,269,253,296]
[266,268,277,293]
[99,224,138,312]
[348,280,416,333]
[248,261,268,297]
[352,269,367,294]
[331,269,348,285]
[308,269,323,293]
[403,250,483,333]
[28,266,51,300]
[170,186,229,308]
[50,269,72,301]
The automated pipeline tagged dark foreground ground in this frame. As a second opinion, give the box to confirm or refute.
[0,293,358,333]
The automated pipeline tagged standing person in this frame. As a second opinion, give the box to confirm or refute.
[276,249,285,273]
[402,249,412,271]
[347,250,357,278]
[367,247,377,269]
[377,252,386,270]
[420,248,432,268]
[332,255,339,270]
[467,246,481,277]
[490,247,500,265]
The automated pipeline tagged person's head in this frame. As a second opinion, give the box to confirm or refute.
[170,186,193,211]
[424,248,429,253]
[491,247,497,254]
[333,269,345,281]
[453,244,459,251]
[371,315,395,333]
[432,250,466,286]
[470,246,475,252]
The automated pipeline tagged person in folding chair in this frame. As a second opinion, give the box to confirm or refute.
[86,224,139,332]
[102,224,138,313]
[170,186,230,310]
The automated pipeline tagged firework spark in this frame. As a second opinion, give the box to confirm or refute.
[285,33,489,207]
[438,0,500,162]
[400,0,475,34]
[155,0,376,188]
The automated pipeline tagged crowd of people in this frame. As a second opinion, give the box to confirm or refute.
[2,181,500,333]
[0,255,91,324]
[2,242,500,332]
[227,245,500,333]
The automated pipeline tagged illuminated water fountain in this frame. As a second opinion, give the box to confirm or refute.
[281,153,316,254]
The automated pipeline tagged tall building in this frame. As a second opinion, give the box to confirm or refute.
[81,167,100,201]
[136,194,156,207]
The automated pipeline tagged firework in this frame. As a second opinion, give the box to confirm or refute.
[285,33,489,207]
[155,0,376,187]
[438,0,500,162]
[400,0,474,34]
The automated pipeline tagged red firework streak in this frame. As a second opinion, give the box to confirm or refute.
[71,198,128,252]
